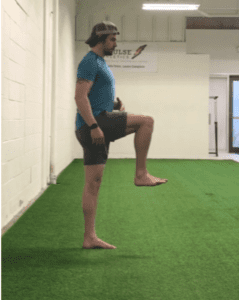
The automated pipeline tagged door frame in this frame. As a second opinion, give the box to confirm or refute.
[42,0,54,189]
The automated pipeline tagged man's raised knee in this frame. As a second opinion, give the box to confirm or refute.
[146,116,154,126]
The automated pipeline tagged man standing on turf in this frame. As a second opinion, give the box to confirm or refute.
[75,21,168,249]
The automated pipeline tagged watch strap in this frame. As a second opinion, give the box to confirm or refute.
[89,123,98,130]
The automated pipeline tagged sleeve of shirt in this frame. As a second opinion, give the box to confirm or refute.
[77,57,97,82]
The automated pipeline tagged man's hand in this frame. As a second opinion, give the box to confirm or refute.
[115,97,125,111]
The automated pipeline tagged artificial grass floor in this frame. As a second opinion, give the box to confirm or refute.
[2,159,239,300]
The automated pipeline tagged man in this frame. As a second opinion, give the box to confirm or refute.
[75,21,168,249]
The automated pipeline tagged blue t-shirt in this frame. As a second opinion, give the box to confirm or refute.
[75,51,115,130]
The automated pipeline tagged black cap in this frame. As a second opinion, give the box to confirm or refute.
[85,21,120,45]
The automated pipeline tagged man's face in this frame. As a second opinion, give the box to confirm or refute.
[103,34,117,56]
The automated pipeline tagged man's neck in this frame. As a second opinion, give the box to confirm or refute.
[91,49,104,59]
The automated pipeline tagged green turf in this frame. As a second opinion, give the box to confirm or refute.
[2,159,239,300]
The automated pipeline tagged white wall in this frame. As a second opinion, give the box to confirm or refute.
[1,0,76,230]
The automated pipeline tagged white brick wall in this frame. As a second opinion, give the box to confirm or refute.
[1,0,76,233]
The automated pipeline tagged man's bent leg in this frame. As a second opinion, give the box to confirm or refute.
[133,120,169,186]
[134,120,154,178]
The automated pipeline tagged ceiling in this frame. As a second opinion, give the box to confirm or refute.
[76,0,239,17]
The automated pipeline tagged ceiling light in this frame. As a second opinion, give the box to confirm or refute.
[142,3,200,11]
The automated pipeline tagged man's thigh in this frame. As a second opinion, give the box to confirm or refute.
[96,111,153,140]
[75,110,127,165]
[97,111,128,142]
[83,143,109,165]
[75,124,110,165]
[125,114,154,136]
[75,111,153,164]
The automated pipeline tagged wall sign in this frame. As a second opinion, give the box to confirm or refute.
[104,43,158,73]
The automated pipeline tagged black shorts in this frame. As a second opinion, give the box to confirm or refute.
[75,110,128,165]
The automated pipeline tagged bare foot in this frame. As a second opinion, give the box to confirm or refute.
[83,237,117,249]
[135,172,168,186]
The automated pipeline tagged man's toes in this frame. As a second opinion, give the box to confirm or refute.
[154,177,168,184]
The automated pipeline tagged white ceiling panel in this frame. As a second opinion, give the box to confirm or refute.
[75,0,239,42]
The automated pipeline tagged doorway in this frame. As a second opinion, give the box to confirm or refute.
[209,77,239,155]
[229,76,239,154]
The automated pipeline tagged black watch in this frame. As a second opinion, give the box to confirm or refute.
[90,123,98,130]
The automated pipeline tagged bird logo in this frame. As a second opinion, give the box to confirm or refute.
[132,45,147,59]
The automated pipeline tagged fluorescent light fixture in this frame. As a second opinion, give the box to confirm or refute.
[142,3,200,11]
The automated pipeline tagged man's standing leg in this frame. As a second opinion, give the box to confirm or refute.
[82,165,116,249]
